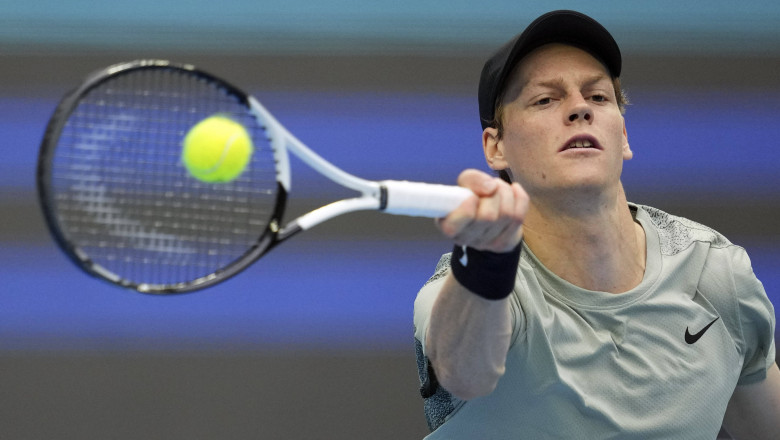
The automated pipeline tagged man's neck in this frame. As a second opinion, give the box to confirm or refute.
[522,186,646,294]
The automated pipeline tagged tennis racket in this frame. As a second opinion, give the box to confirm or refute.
[37,59,471,294]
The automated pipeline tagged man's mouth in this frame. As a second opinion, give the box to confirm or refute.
[560,136,602,152]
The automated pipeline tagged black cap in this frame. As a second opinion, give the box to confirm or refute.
[478,10,621,129]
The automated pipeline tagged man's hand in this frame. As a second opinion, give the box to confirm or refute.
[437,169,529,253]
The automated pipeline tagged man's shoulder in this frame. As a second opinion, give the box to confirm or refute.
[635,203,733,256]
[423,253,452,287]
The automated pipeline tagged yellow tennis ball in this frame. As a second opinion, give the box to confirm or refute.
[182,116,253,183]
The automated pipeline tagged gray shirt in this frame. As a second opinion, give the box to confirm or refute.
[414,204,775,439]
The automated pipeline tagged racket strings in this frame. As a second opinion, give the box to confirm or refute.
[49,67,279,288]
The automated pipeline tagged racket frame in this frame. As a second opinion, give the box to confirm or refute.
[37,60,290,293]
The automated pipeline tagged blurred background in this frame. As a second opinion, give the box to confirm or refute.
[1,1,779,438]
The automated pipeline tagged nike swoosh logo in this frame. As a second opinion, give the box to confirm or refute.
[685,317,720,344]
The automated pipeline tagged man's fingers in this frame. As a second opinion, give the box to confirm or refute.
[457,169,499,197]
[436,171,529,252]
[436,194,479,237]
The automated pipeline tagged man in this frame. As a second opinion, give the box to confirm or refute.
[413,10,780,439]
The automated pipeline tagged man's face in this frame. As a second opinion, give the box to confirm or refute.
[485,43,631,201]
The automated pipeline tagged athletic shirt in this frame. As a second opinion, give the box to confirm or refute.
[413,204,776,439]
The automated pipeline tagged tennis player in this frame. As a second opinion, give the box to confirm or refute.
[414,10,780,439]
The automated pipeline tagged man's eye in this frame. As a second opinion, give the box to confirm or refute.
[535,97,552,106]
[591,94,607,102]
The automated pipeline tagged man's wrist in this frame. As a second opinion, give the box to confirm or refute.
[450,243,522,300]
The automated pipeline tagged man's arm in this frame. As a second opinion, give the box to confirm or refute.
[425,169,528,400]
[425,272,513,400]
[722,362,780,439]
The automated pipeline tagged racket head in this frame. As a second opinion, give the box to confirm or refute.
[37,60,289,294]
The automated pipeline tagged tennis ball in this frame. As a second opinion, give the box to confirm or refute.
[182,115,253,183]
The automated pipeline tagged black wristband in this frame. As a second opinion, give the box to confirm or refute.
[450,243,522,300]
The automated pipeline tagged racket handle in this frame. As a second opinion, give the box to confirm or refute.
[381,180,473,218]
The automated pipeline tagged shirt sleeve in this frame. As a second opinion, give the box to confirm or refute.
[730,247,776,385]
[413,253,452,354]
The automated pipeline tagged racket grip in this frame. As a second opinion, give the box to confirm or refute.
[381,180,473,218]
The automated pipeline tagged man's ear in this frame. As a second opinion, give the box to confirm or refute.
[621,119,632,160]
[483,127,509,170]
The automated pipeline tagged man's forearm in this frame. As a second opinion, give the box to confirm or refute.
[425,272,513,400]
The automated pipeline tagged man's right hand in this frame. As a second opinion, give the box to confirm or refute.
[436,169,529,253]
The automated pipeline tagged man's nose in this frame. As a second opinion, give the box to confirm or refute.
[567,100,593,123]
